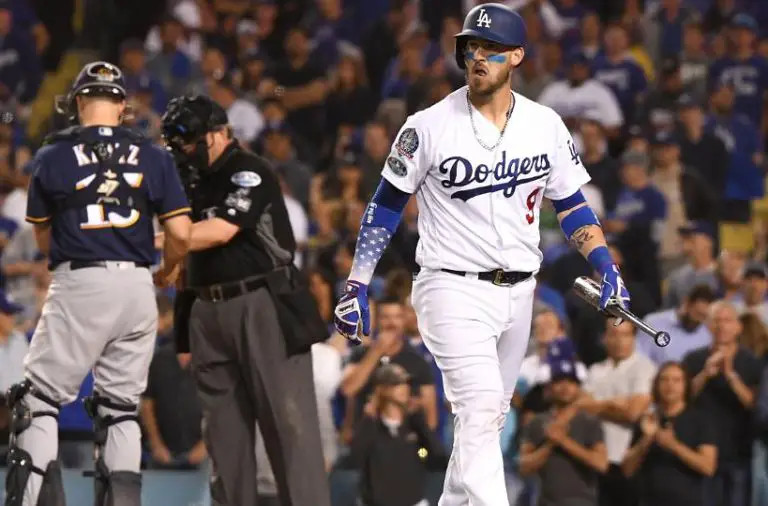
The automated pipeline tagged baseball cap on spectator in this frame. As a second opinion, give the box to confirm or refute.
[549,358,581,384]
[677,93,702,110]
[731,13,758,32]
[373,363,411,387]
[262,121,292,138]
[627,123,647,139]
[565,48,590,67]
[237,19,258,37]
[678,220,715,240]
[651,129,679,146]
[0,290,23,315]
[743,262,768,279]
[621,150,650,169]
[337,149,362,169]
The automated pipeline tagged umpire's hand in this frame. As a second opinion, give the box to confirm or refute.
[333,280,369,344]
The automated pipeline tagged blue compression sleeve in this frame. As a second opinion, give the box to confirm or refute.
[348,179,410,284]
[551,190,586,213]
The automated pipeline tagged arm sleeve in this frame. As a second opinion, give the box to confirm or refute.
[25,155,53,224]
[381,116,430,194]
[543,115,592,201]
[154,150,192,221]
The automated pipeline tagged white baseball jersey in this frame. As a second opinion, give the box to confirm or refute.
[381,86,591,273]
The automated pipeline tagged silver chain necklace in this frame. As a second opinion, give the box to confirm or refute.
[466,89,514,151]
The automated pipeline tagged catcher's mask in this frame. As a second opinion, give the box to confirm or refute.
[161,95,229,188]
[54,62,133,124]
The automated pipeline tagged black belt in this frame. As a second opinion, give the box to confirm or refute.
[194,276,267,303]
[66,260,150,271]
[441,268,532,286]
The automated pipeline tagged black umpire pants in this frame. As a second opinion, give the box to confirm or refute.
[189,287,331,506]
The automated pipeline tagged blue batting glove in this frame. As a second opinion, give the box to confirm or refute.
[333,280,370,344]
[599,264,631,312]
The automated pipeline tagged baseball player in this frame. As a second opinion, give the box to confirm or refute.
[4,61,191,506]
[333,4,631,506]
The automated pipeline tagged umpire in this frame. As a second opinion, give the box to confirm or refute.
[160,95,331,506]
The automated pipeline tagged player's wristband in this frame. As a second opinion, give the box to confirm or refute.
[560,205,600,240]
[587,246,614,275]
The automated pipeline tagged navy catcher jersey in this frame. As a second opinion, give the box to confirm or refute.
[25,125,190,266]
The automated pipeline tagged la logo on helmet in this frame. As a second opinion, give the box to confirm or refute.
[476,8,492,28]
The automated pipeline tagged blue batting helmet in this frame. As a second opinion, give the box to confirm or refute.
[455,3,527,69]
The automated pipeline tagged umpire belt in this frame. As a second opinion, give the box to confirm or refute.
[441,268,532,286]
[194,276,267,303]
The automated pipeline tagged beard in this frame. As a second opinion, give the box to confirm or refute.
[467,65,512,97]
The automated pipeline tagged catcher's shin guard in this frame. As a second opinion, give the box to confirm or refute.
[3,380,65,506]
[83,393,141,506]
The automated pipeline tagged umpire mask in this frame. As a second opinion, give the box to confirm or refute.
[161,95,230,187]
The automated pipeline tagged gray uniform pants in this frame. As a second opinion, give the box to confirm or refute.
[189,287,331,506]
[19,261,157,505]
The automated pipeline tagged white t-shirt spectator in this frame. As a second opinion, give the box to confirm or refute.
[144,0,204,61]
[2,187,29,230]
[227,99,264,145]
[283,195,308,269]
[538,79,624,130]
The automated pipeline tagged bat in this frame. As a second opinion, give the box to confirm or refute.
[573,276,671,348]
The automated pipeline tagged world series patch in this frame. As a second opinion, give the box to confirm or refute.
[396,128,419,159]
[386,156,407,176]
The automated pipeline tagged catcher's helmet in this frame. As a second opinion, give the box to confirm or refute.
[55,62,127,121]
[454,3,527,69]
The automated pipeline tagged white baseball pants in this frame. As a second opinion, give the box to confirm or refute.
[412,268,535,506]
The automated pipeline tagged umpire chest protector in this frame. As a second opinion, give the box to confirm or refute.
[45,126,152,221]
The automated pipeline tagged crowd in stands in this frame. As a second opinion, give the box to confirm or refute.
[1,0,768,504]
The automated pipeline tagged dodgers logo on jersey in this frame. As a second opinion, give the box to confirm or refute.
[231,171,262,187]
[396,128,419,159]
[438,150,551,201]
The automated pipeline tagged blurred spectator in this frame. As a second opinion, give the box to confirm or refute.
[707,14,768,130]
[141,345,206,469]
[706,83,765,224]
[520,308,568,387]
[208,73,264,145]
[677,94,729,218]
[754,365,768,506]
[360,120,392,195]
[437,15,465,87]
[738,312,768,362]
[126,76,163,141]
[302,0,362,69]
[381,43,426,102]
[0,289,25,393]
[350,363,448,506]
[592,23,648,125]
[339,297,438,438]
[538,49,623,139]
[1,225,45,323]
[641,284,716,365]
[579,119,621,214]
[644,0,699,66]
[262,26,330,151]
[1,153,31,229]
[154,294,175,347]
[144,0,205,62]
[279,174,309,269]
[512,46,552,101]
[579,319,657,506]
[702,0,738,34]
[307,269,335,330]
[0,2,41,105]
[717,250,747,301]
[679,21,710,100]
[519,357,608,506]
[621,362,717,506]
[579,11,603,61]
[684,301,763,506]
[636,57,686,136]
[604,150,665,303]
[326,53,376,134]
[145,15,200,99]
[649,130,718,273]
[240,50,269,103]
[120,37,167,113]
[732,263,768,325]
[663,222,718,309]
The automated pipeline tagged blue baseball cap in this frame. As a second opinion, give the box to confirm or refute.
[0,290,23,314]
[651,129,679,146]
[678,220,715,239]
[549,358,581,383]
[731,13,758,32]
[565,48,590,67]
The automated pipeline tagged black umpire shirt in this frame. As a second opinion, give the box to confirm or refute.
[186,142,295,287]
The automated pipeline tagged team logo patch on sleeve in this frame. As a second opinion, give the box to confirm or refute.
[386,156,408,176]
[396,128,419,159]
[231,171,262,187]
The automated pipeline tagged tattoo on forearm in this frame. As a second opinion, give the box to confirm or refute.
[570,226,594,250]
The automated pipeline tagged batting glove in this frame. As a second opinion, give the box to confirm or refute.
[599,265,631,313]
[333,280,370,344]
